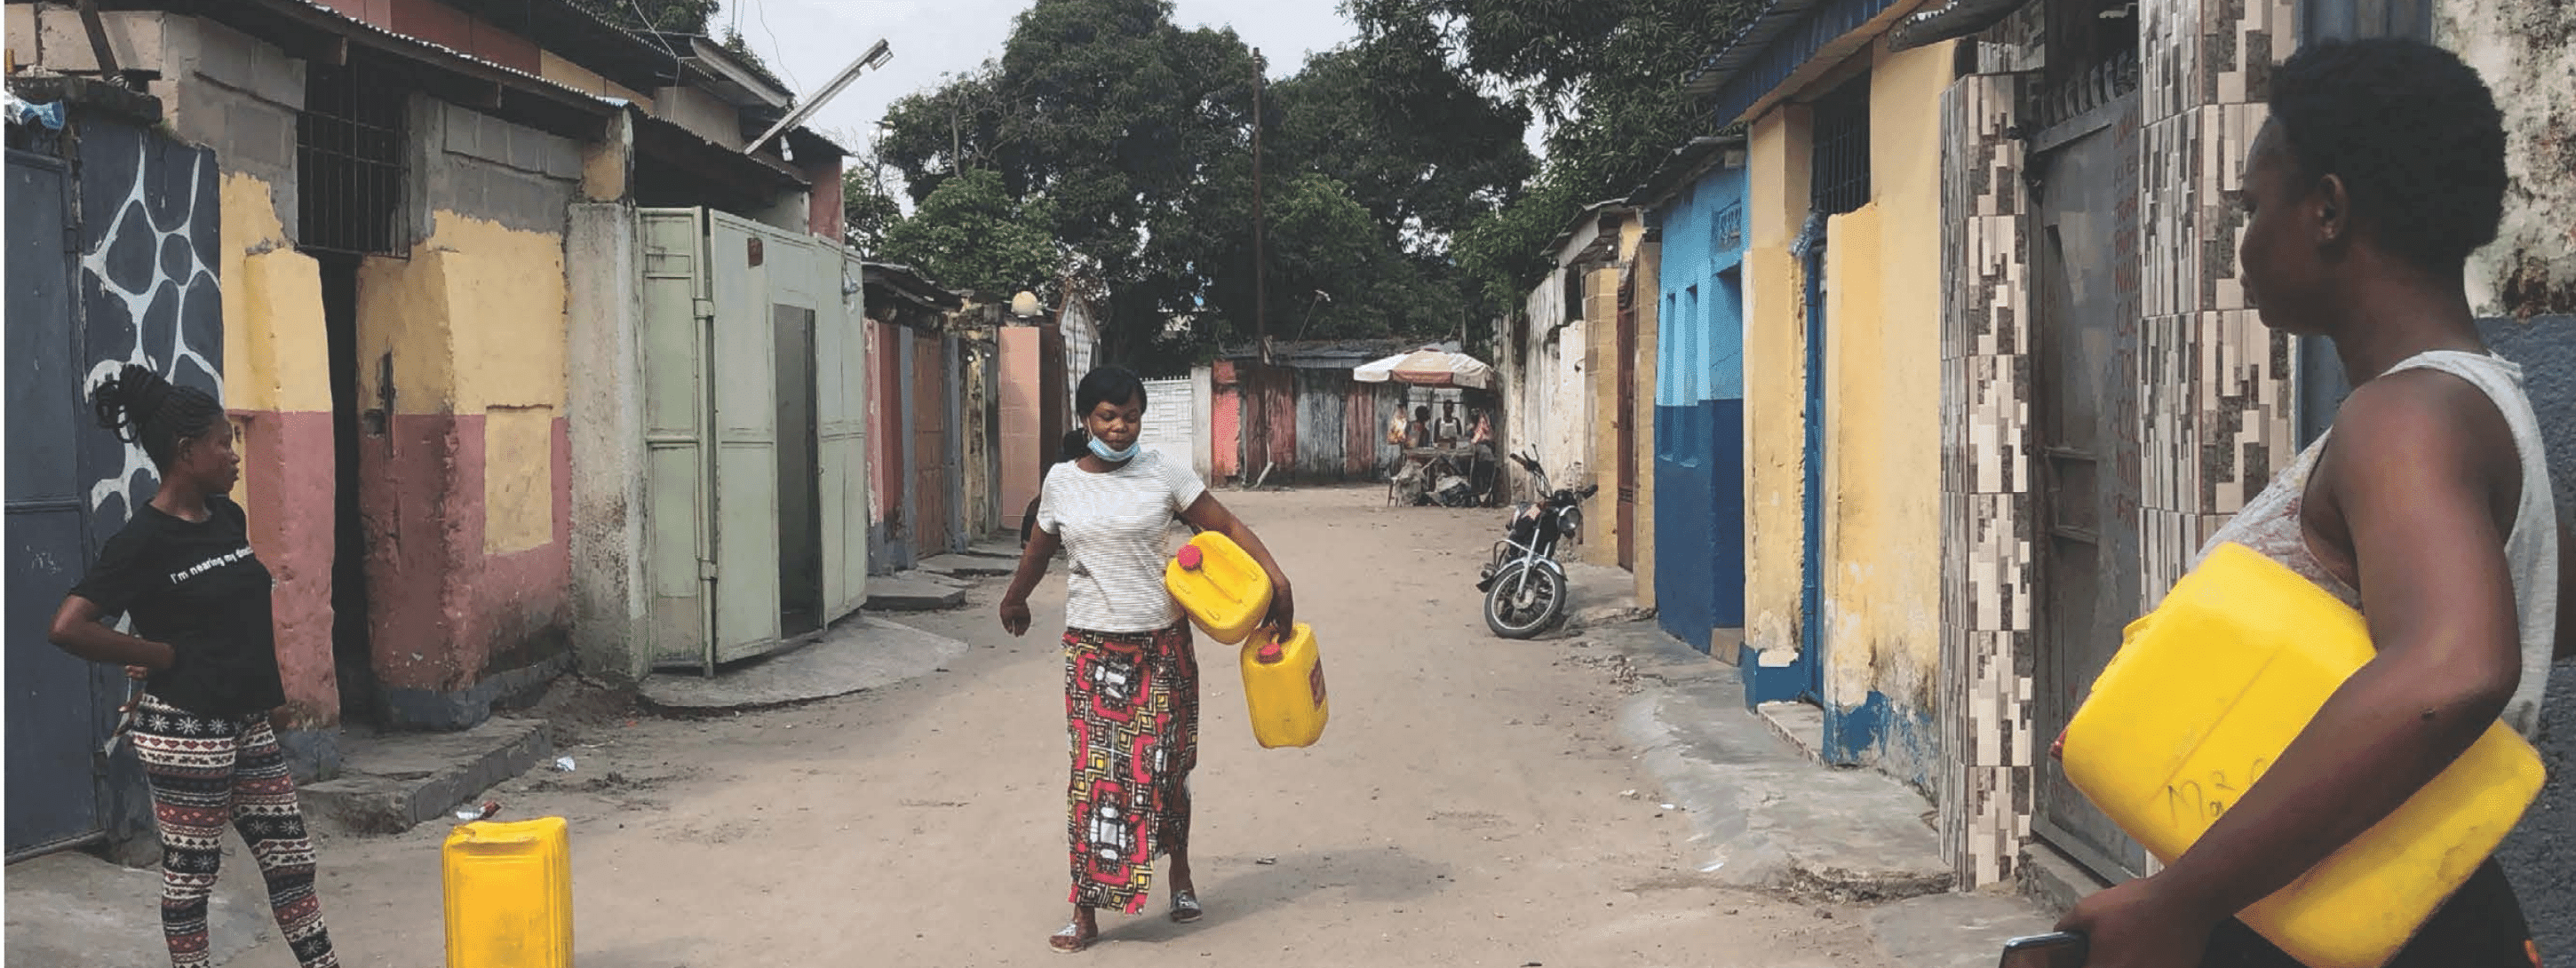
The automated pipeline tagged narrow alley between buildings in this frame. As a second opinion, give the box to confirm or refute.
[199,489,2009,968]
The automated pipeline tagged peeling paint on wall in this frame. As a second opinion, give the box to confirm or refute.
[2441,0,2576,317]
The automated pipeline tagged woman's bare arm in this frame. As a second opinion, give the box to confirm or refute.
[2146,377,2524,922]
[1180,493,1295,633]
[998,527,1060,638]
[48,596,175,670]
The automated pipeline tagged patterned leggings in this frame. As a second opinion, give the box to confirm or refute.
[131,695,338,968]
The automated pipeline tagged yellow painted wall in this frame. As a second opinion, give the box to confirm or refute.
[1744,107,1812,664]
[219,173,330,415]
[356,212,568,554]
[1584,261,1622,567]
[216,172,330,516]
[1737,40,1952,719]
[1827,38,1952,714]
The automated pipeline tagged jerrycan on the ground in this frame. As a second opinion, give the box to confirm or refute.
[1165,531,1272,645]
[2063,542,2543,968]
[442,816,572,968]
[1240,623,1327,749]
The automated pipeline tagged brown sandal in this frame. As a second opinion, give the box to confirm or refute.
[1049,923,1097,954]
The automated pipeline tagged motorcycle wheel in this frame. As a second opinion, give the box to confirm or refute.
[1483,562,1569,639]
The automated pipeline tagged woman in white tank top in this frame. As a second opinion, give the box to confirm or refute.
[2055,39,2572,968]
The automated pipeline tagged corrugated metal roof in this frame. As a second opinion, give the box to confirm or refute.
[1682,0,1908,123]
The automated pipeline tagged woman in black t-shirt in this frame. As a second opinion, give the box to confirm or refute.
[47,364,339,968]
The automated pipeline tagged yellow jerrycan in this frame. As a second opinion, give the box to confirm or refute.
[2062,543,2543,968]
[442,817,573,968]
[1165,530,1273,645]
[1240,623,1328,749]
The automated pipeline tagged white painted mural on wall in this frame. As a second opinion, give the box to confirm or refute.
[76,130,222,526]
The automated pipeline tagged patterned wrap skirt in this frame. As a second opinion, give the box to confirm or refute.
[1063,623,1199,914]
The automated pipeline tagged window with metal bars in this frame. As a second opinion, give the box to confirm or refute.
[298,60,411,257]
[1810,77,1872,218]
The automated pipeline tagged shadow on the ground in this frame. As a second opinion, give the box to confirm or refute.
[1105,845,1455,945]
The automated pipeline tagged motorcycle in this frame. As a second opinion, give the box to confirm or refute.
[1475,452,1598,639]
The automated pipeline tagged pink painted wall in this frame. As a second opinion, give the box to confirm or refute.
[232,409,338,727]
[363,413,573,693]
[999,326,1046,530]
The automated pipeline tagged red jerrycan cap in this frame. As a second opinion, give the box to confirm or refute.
[1255,641,1284,663]
[1176,544,1204,570]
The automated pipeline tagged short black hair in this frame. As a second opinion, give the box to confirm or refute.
[1075,367,1147,416]
[92,363,223,469]
[2266,37,2505,272]
[1055,428,1090,463]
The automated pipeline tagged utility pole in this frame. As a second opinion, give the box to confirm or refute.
[1243,48,1271,486]
[1252,48,1268,365]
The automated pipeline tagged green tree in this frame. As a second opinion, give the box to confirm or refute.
[575,0,718,33]
[879,169,1057,301]
[1343,0,1761,312]
[841,163,905,258]
[878,0,1515,369]
[1272,18,1536,253]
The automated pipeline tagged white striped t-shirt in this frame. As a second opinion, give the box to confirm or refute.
[1037,449,1209,633]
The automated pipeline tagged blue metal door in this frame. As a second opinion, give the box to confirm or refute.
[6,148,111,857]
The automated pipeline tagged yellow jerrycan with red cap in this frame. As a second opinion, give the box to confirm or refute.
[2061,543,2542,968]
[1165,531,1272,645]
[1239,623,1327,749]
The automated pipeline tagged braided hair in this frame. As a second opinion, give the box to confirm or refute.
[91,364,223,470]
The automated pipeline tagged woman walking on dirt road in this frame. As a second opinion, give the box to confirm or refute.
[2054,38,2569,968]
[998,366,1298,954]
[47,364,342,968]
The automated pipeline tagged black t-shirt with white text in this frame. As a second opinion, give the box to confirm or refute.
[71,496,287,717]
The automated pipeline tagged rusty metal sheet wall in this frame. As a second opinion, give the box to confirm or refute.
[1212,364,1240,482]
[1243,364,1298,484]
[910,329,951,558]
[1344,386,1376,480]
[1292,369,1348,481]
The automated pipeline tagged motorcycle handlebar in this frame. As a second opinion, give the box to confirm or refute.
[1577,484,1600,499]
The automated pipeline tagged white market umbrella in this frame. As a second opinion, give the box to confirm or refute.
[1354,347,1494,390]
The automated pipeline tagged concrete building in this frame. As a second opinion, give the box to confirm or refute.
[6,0,856,750]
[1630,138,1754,657]
[1690,0,2575,923]
[1685,10,1955,780]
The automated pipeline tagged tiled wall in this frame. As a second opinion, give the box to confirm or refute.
[1938,69,2036,890]
[2137,0,2301,603]
[1934,0,2302,893]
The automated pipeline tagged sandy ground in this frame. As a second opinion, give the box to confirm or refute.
[238,488,1893,968]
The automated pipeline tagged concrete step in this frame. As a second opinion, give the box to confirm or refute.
[300,718,551,836]
[639,615,969,712]
[1580,619,1955,902]
[865,576,966,612]
[964,539,1022,560]
[918,553,1015,578]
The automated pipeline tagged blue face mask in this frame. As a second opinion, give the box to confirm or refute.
[1087,436,1139,463]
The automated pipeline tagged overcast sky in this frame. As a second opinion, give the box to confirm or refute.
[714,0,1362,152]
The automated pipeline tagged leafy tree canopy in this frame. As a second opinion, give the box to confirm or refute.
[1342,0,1760,312]
[875,0,1530,370]
[878,169,1060,302]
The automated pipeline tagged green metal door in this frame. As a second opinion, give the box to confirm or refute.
[820,251,870,619]
[708,212,783,663]
[639,210,717,670]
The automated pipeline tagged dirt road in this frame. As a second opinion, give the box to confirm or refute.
[251,488,1893,967]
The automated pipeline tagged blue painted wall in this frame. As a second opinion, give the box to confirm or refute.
[1650,162,1752,654]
